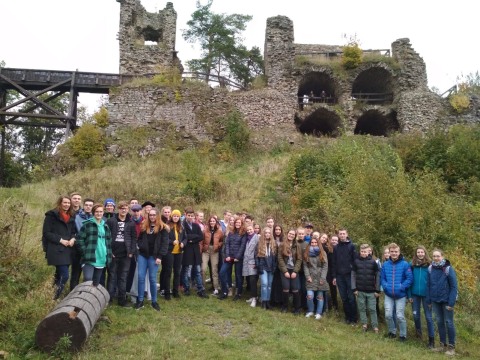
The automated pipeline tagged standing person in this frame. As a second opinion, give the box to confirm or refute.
[135,207,169,311]
[332,228,357,324]
[352,244,381,332]
[381,243,413,341]
[182,207,209,298]
[106,201,135,307]
[159,205,173,298]
[278,229,303,314]
[271,224,284,307]
[219,210,232,234]
[202,216,223,295]
[320,233,337,312]
[427,249,458,356]
[256,227,277,310]
[77,204,112,287]
[408,245,435,348]
[265,217,275,230]
[304,223,313,244]
[303,235,328,320]
[195,211,206,232]
[126,204,143,299]
[243,225,260,307]
[42,196,76,299]
[70,192,82,214]
[103,198,116,220]
[295,227,308,310]
[330,235,339,247]
[218,217,247,300]
[253,223,261,235]
[169,209,184,298]
[71,198,94,291]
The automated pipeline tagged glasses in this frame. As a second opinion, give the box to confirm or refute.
[149,214,157,217]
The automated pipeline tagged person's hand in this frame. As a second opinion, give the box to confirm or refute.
[354,290,358,296]
[68,238,76,247]
[307,276,312,283]
[332,278,337,286]
[234,258,239,262]
[180,243,184,248]
[446,306,453,311]
[374,293,380,298]
[173,240,178,245]
[408,298,413,303]
[128,254,133,258]
[155,258,161,265]
[225,257,231,262]
[291,272,297,279]
[284,272,290,279]
[319,280,325,285]
[60,239,69,247]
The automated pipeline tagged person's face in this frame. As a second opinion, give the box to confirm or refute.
[61,198,71,211]
[244,218,253,227]
[172,214,180,223]
[360,248,369,258]
[144,205,152,214]
[254,224,261,234]
[209,218,217,227]
[229,218,235,226]
[297,230,305,240]
[389,248,400,261]
[132,208,142,219]
[186,213,195,223]
[264,229,271,240]
[224,212,232,222]
[266,219,274,228]
[71,195,81,208]
[196,213,204,223]
[338,230,348,241]
[118,206,129,217]
[105,203,115,213]
[163,208,172,219]
[234,219,242,229]
[368,248,373,255]
[274,226,282,236]
[310,239,319,247]
[416,248,425,260]
[305,227,313,235]
[287,231,296,241]
[383,249,390,260]
[130,199,139,206]
[246,226,254,235]
[330,236,338,246]
[320,234,328,244]
[432,251,443,262]
[94,207,104,221]
[83,201,94,214]
[149,210,158,222]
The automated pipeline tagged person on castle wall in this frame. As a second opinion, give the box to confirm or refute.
[309,91,315,103]
[320,90,327,103]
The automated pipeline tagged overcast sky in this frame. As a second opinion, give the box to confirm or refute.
[1,0,478,113]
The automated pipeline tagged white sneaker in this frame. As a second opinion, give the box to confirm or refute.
[228,288,233,297]
[205,278,211,283]
[246,297,254,303]
[250,298,257,308]
[305,312,314,318]
[213,289,219,296]
[315,314,322,320]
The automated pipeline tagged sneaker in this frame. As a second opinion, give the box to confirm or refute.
[165,293,171,301]
[432,343,447,352]
[151,302,160,311]
[387,332,396,339]
[233,294,242,301]
[134,300,144,310]
[213,289,219,296]
[305,312,314,318]
[172,291,180,299]
[205,278,211,283]
[246,297,254,303]
[399,336,406,342]
[250,298,257,308]
[159,290,165,297]
[228,288,233,297]
[218,293,228,300]
[315,314,322,320]
[197,291,209,299]
[445,345,455,356]
[374,328,379,334]
[362,324,368,332]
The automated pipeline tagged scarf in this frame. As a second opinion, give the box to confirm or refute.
[59,210,70,223]
[309,246,320,257]
[432,259,446,267]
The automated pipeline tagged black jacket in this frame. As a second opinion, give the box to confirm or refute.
[137,228,169,259]
[351,255,380,293]
[42,209,76,266]
[181,220,203,266]
[332,240,356,278]
[106,214,135,257]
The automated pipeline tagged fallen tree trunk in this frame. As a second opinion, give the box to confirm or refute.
[35,281,110,352]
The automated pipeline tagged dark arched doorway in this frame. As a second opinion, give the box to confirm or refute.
[352,67,393,104]
[298,71,337,107]
[354,110,399,136]
[297,108,342,137]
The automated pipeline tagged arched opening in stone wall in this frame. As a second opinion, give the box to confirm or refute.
[296,108,342,137]
[354,110,399,136]
[298,71,337,108]
[352,67,393,104]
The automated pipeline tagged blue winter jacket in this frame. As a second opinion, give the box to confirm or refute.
[426,260,458,308]
[381,254,413,299]
[225,231,247,260]
[407,262,429,298]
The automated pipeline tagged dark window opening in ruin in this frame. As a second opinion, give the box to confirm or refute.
[296,108,342,137]
[298,71,338,108]
[352,67,393,104]
[354,110,399,136]
[142,26,162,46]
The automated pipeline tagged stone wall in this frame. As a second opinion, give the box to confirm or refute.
[117,0,182,75]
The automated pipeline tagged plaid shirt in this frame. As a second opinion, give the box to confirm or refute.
[77,219,112,266]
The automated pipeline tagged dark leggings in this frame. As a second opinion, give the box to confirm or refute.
[247,275,258,297]
[280,269,299,291]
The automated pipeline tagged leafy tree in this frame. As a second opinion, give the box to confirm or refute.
[182,0,262,87]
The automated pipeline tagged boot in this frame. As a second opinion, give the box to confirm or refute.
[281,292,289,313]
[428,337,434,349]
[261,301,267,309]
[432,342,446,352]
[415,329,423,339]
[266,301,271,310]
[292,292,301,315]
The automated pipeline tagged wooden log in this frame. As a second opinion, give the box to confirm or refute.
[35,281,110,352]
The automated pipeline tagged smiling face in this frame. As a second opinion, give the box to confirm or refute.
[209,217,217,228]
[287,230,296,242]
[310,238,319,247]
[246,226,254,235]
[263,228,271,240]
[149,210,158,223]
[320,234,328,244]
[389,247,400,261]
[416,248,425,260]
[94,206,104,221]
[330,236,338,246]
[71,194,81,209]
[266,218,274,228]
[172,214,180,223]
[254,224,261,234]
[432,250,443,262]
[61,198,71,212]
[234,219,242,230]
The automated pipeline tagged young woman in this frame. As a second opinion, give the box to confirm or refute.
[270,224,284,307]
[408,245,434,348]
[42,196,76,299]
[243,225,260,307]
[278,229,303,314]
[77,204,113,287]
[319,232,337,312]
[427,249,458,356]
[135,208,169,311]
[303,235,328,319]
[255,227,277,309]
[168,209,184,299]
[218,217,247,300]
[253,223,261,235]
[202,216,223,295]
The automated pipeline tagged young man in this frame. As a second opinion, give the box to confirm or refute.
[332,228,357,324]
[181,207,208,298]
[106,201,135,306]
[219,210,232,234]
[304,223,314,244]
[381,243,413,341]
[103,198,116,220]
[352,244,381,332]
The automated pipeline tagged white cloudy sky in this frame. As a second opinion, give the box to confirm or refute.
[1,0,478,113]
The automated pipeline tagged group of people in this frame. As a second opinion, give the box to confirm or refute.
[42,193,459,356]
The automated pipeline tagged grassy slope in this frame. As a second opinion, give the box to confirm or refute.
[0,144,478,359]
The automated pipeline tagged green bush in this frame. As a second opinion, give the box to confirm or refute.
[221,110,250,154]
[342,44,362,69]
[449,93,470,113]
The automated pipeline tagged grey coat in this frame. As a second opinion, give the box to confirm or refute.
[242,234,259,276]
[303,255,329,291]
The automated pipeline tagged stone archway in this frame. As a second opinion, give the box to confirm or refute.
[354,110,399,136]
[297,107,342,137]
[352,67,394,104]
[298,71,338,104]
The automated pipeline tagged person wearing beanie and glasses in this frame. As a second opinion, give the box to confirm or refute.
[103,198,116,220]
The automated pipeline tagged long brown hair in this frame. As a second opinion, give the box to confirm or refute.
[412,245,431,266]
[281,229,300,259]
[55,196,74,216]
[320,233,333,254]
[257,227,277,257]
[141,208,168,233]
[303,243,327,263]
[232,217,246,236]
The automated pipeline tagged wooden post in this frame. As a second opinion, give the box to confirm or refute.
[35,281,110,352]
[0,90,6,187]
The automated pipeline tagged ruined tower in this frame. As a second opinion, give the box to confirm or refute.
[116,0,183,75]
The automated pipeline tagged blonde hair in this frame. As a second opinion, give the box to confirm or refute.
[257,227,277,257]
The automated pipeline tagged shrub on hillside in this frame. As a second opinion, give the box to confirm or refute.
[449,93,470,113]
[221,110,250,154]
[342,43,362,70]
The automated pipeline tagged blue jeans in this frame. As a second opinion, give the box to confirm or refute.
[137,255,158,303]
[336,273,357,322]
[432,302,456,346]
[385,295,407,337]
[220,261,243,295]
[259,271,274,301]
[307,290,326,315]
[82,264,104,286]
[412,295,434,338]
[54,265,70,298]
[183,264,204,293]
